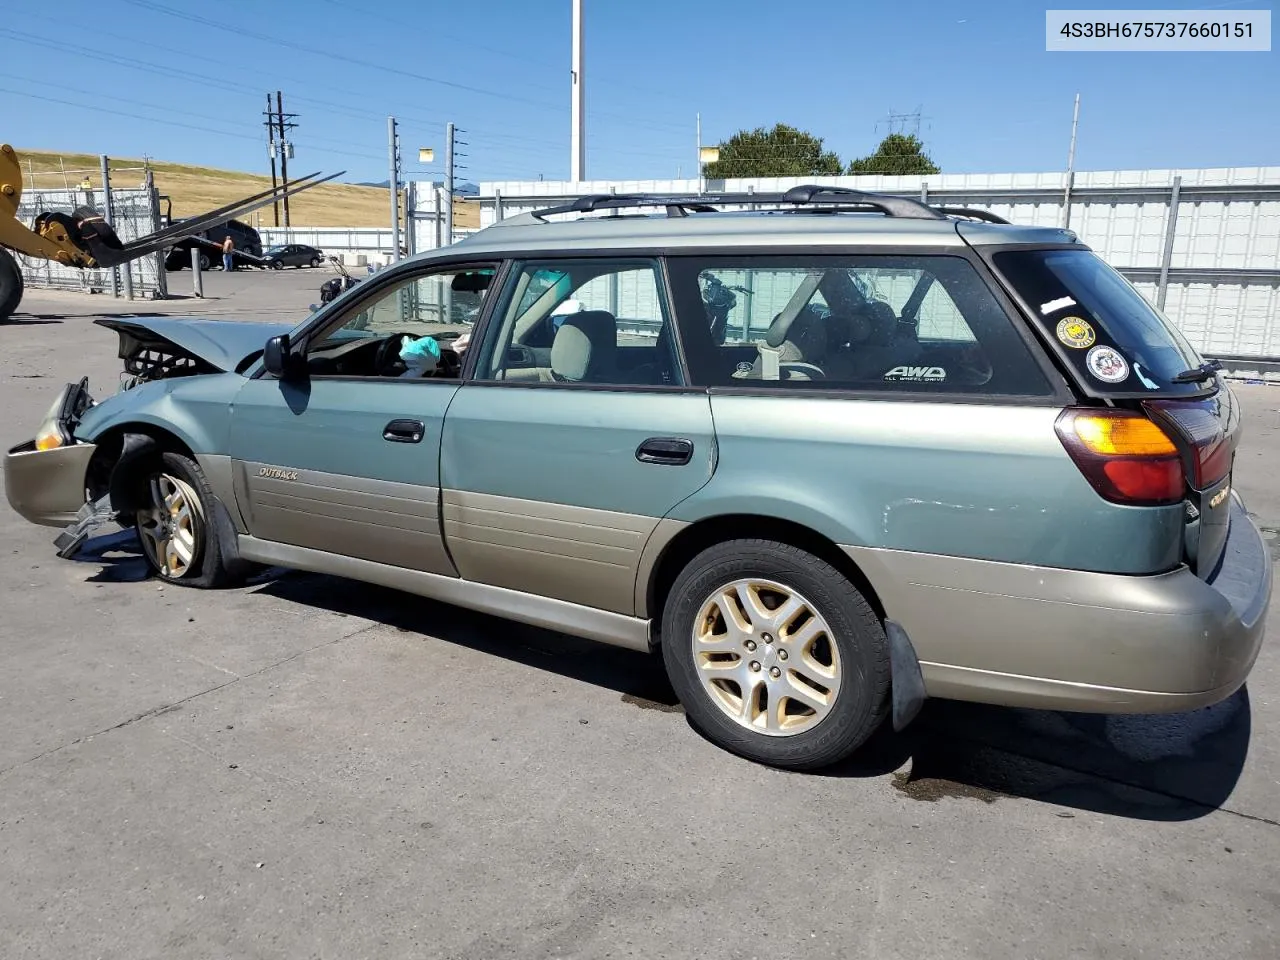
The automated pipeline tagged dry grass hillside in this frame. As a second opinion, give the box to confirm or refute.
[14,148,479,229]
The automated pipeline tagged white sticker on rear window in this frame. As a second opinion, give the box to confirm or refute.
[1085,345,1129,384]
[1040,295,1076,315]
[884,365,947,382]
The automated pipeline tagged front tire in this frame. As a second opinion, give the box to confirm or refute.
[0,247,24,321]
[134,452,253,588]
[309,257,321,268]
[661,539,890,771]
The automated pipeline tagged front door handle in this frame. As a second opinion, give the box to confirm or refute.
[636,437,694,466]
[383,418,425,443]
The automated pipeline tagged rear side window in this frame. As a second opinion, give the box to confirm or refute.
[993,249,1206,395]
[666,254,1054,396]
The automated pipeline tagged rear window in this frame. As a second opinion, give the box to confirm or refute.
[993,249,1207,395]
[666,254,1054,396]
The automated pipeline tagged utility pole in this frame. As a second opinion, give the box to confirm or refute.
[264,93,280,226]
[696,112,702,192]
[444,121,455,246]
[275,91,298,228]
[1063,92,1080,229]
[570,0,585,181]
[388,116,401,262]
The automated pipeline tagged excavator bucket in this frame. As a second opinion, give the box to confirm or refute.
[1,144,343,270]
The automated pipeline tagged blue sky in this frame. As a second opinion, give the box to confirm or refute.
[2,0,1276,184]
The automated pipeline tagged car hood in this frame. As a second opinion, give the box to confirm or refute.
[95,316,297,374]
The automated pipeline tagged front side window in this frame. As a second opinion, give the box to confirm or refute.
[302,264,496,378]
[476,258,682,387]
[666,254,1053,396]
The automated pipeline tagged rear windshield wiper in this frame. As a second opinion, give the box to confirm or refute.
[1170,359,1222,384]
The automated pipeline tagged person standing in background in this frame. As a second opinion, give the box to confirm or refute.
[221,235,235,272]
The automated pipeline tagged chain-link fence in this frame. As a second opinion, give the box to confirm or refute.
[14,183,167,300]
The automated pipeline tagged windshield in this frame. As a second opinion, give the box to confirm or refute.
[994,249,1208,395]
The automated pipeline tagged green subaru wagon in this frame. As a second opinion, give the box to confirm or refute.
[5,187,1271,770]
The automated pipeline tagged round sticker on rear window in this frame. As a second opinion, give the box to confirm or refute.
[1055,316,1095,349]
[1085,345,1130,384]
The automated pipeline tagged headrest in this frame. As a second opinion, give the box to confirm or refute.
[550,310,617,382]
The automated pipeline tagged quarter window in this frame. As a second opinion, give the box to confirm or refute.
[666,255,1053,396]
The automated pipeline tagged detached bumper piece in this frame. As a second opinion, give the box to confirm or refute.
[53,495,116,559]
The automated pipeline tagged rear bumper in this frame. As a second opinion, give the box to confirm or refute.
[4,440,96,527]
[844,497,1271,714]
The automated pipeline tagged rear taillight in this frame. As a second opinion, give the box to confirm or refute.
[1143,397,1236,491]
[1055,408,1184,505]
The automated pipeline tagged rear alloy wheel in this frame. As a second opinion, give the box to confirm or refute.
[661,539,890,770]
[133,451,256,588]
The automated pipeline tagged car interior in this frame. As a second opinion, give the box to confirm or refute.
[722,266,994,388]
[483,263,678,385]
[302,270,492,379]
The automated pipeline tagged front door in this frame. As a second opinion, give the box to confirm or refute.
[440,257,717,615]
[229,260,498,574]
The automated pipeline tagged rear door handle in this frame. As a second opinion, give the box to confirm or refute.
[636,437,694,466]
[383,418,425,443]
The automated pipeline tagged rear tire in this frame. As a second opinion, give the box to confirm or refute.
[134,451,256,589]
[0,248,24,321]
[660,539,890,771]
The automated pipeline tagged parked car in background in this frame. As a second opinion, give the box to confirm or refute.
[164,219,263,270]
[5,186,1270,772]
[262,244,325,269]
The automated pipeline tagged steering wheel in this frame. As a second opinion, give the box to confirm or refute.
[779,361,826,380]
[374,333,415,376]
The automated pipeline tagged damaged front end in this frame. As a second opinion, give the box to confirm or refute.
[4,377,105,544]
[6,313,287,558]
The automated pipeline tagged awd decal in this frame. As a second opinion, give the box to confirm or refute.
[258,466,300,481]
[884,365,947,382]
[1209,486,1230,509]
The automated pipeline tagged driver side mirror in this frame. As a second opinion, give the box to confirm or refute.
[263,334,298,379]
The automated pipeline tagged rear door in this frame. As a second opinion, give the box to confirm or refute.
[988,246,1240,576]
[440,256,716,615]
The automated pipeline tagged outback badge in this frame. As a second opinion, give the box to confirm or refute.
[258,466,299,482]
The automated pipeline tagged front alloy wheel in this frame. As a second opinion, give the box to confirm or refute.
[693,578,841,735]
[136,472,204,579]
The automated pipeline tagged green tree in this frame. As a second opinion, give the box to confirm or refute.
[847,134,940,176]
[704,123,843,179]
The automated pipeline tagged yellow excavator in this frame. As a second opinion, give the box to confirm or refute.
[0,143,340,322]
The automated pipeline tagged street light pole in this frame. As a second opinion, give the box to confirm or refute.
[571,0,585,181]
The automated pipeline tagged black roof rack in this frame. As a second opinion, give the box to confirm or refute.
[931,206,1011,224]
[512,185,951,223]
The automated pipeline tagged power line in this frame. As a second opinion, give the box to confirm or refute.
[0,25,686,162]
[116,0,690,134]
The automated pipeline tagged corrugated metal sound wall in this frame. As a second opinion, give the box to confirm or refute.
[475,168,1280,362]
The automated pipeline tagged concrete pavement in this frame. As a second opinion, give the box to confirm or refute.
[1,274,1278,959]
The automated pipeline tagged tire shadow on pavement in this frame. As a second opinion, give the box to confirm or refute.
[839,692,1253,822]
[72,553,1250,820]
